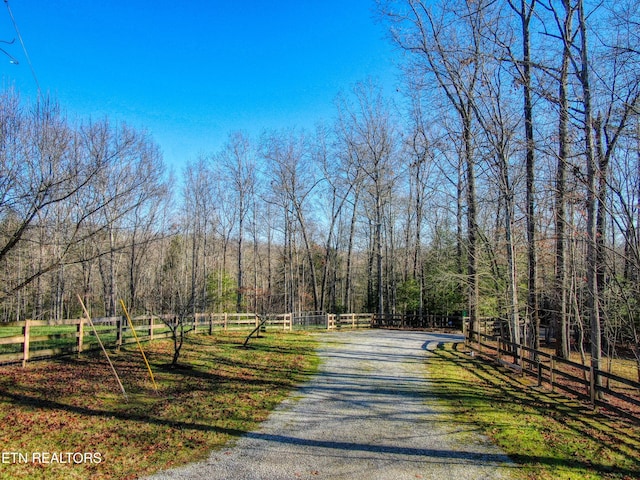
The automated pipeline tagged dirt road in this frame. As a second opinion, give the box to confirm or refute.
[146,330,515,479]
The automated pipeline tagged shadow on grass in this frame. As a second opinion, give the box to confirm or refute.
[0,333,319,456]
[425,342,640,479]
[0,388,248,438]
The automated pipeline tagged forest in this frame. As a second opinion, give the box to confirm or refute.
[0,0,639,370]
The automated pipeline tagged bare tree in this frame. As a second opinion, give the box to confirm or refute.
[335,81,398,314]
[402,92,437,316]
[472,54,523,346]
[333,106,366,313]
[214,131,256,313]
[543,0,577,358]
[314,123,355,312]
[183,156,217,318]
[0,97,78,304]
[262,129,321,312]
[572,0,602,375]
[507,0,540,348]
[84,120,165,316]
[383,0,485,332]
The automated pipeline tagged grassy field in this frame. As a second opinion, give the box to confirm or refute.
[0,332,320,480]
[425,342,640,479]
[2,330,639,480]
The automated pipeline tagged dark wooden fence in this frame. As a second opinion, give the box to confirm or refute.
[371,313,463,330]
[467,330,640,422]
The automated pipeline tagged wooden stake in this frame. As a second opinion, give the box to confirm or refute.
[120,300,158,392]
[77,294,127,401]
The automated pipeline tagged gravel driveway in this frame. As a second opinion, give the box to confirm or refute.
[146,329,515,479]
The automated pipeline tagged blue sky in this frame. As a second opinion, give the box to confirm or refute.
[0,1,400,170]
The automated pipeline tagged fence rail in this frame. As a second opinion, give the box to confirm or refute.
[0,311,460,366]
[0,313,289,366]
[336,313,374,329]
[372,313,463,330]
[467,330,640,422]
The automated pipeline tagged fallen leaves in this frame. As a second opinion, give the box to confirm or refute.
[0,332,318,480]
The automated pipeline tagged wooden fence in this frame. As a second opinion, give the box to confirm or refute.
[372,313,463,330]
[336,313,375,329]
[0,313,265,366]
[0,312,377,366]
[0,311,464,367]
[467,330,640,422]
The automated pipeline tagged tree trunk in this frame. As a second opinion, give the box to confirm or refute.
[500,151,520,346]
[237,197,244,313]
[463,112,479,341]
[555,0,573,359]
[345,190,360,313]
[520,0,539,350]
[578,0,602,379]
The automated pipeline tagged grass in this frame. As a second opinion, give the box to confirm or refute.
[4,329,638,479]
[424,343,640,479]
[0,331,320,480]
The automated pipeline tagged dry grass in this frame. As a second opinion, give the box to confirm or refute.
[0,332,319,480]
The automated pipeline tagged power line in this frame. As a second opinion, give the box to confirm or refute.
[0,38,19,64]
[4,0,41,98]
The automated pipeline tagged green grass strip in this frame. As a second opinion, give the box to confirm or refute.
[424,343,640,479]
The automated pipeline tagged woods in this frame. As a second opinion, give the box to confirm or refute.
[382,0,640,373]
[0,0,639,375]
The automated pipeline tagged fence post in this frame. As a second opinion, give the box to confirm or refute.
[224,313,228,331]
[149,316,154,340]
[590,358,599,407]
[463,318,467,345]
[550,357,556,392]
[22,319,30,368]
[537,360,542,387]
[116,317,123,350]
[209,314,213,335]
[77,318,84,354]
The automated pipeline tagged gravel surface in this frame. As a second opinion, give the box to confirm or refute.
[146,329,516,479]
